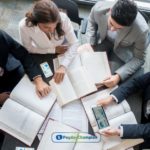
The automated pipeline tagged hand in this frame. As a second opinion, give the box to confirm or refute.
[100,127,121,137]
[101,74,120,88]
[0,92,10,104]
[54,66,66,84]
[97,96,114,106]
[56,45,68,54]
[33,76,51,98]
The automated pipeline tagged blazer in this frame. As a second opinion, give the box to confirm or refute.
[0,30,42,80]
[19,12,78,68]
[87,1,149,81]
[111,72,150,139]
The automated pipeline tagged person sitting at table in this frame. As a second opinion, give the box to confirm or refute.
[97,72,150,149]
[0,30,51,104]
[19,0,78,84]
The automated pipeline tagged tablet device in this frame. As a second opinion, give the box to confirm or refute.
[91,105,110,132]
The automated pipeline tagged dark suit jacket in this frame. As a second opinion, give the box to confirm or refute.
[111,72,150,139]
[0,30,42,80]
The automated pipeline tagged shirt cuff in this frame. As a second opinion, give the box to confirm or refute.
[32,75,41,80]
[47,48,56,54]
[110,94,119,103]
[119,125,123,137]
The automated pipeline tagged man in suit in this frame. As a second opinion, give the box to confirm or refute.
[0,30,51,104]
[87,0,149,88]
[97,72,150,148]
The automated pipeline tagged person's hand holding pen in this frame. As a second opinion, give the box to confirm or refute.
[100,74,120,88]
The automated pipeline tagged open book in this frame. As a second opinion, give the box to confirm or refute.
[81,88,143,150]
[0,75,56,146]
[37,120,103,150]
[54,51,111,84]
[52,52,111,107]
[50,66,97,107]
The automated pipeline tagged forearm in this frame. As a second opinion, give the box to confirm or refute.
[122,123,150,139]
[115,57,144,81]
[60,42,78,68]
[111,73,150,103]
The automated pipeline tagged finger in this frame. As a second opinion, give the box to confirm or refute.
[57,73,64,83]
[55,73,62,84]
[96,100,103,106]
[60,73,65,82]
[45,86,51,96]
[36,90,42,99]
[103,76,111,81]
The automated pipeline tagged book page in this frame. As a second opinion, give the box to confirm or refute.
[10,75,56,117]
[103,100,131,120]
[53,58,59,72]
[74,132,103,150]
[50,76,78,107]
[80,52,111,84]
[45,100,88,133]
[58,54,82,71]
[68,66,97,98]
[37,120,78,150]
[109,111,137,127]
[0,99,44,146]
[77,43,94,53]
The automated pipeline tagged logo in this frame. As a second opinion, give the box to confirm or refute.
[52,132,101,143]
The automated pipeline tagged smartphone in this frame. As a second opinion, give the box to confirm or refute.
[91,105,110,132]
[40,62,53,78]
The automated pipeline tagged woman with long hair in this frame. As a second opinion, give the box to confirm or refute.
[19,0,78,83]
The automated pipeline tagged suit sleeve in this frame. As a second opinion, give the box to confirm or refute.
[111,72,150,103]
[1,30,42,80]
[86,6,98,45]
[121,123,150,139]
[115,31,149,81]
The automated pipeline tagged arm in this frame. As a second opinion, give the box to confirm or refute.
[19,19,56,54]
[111,72,150,103]
[122,123,150,139]
[60,13,78,68]
[115,31,149,81]
[1,30,51,97]
[100,123,150,139]
[86,6,98,46]
[53,13,78,83]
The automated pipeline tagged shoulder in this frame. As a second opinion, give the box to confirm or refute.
[132,12,149,34]
[19,18,27,29]
[60,12,70,22]
[91,1,115,15]
[19,18,35,33]
[0,30,10,42]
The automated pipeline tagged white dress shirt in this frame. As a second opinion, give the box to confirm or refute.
[19,12,78,68]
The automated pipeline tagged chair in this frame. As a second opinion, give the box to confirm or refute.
[52,0,87,34]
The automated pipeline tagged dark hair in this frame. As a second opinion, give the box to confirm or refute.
[25,0,64,38]
[111,0,137,26]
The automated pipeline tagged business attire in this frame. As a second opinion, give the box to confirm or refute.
[19,12,78,68]
[87,1,149,81]
[111,72,150,147]
[0,30,42,93]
